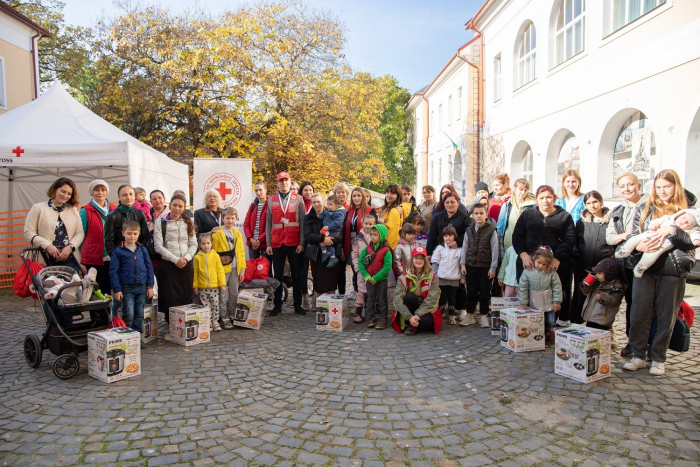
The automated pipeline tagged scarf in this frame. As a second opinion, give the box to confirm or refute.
[119,203,134,214]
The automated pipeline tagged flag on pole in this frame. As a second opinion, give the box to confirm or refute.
[443,131,458,151]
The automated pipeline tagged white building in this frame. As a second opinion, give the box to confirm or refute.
[406,40,481,203]
[468,0,700,198]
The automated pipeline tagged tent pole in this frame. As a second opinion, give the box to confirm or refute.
[8,169,13,211]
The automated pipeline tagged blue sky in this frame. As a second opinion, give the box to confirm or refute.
[63,0,483,94]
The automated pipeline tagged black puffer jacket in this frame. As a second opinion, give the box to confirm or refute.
[303,208,340,262]
[576,208,615,270]
[628,190,697,276]
[426,209,472,255]
[512,205,576,262]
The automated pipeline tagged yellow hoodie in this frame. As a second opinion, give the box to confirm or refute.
[193,250,226,289]
[212,227,246,275]
[380,206,403,250]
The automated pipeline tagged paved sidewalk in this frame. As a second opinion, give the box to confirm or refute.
[1,285,699,467]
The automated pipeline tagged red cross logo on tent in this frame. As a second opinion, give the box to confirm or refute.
[12,146,24,157]
[216,181,232,200]
[331,307,340,315]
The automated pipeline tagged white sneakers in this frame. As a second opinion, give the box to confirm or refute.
[622,358,646,371]
[479,315,490,328]
[649,361,666,376]
[459,313,475,326]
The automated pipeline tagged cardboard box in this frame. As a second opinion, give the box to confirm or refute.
[316,294,349,331]
[500,308,545,352]
[233,290,267,330]
[88,328,141,383]
[169,304,211,346]
[555,325,611,383]
[490,298,520,336]
[141,305,158,345]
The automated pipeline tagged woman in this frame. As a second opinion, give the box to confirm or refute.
[433,184,469,217]
[418,185,437,229]
[488,174,512,221]
[622,170,696,376]
[496,178,535,258]
[334,182,351,210]
[378,184,404,250]
[150,190,170,222]
[573,191,614,322]
[426,193,471,256]
[155,193,197,333]
[555,170,585,226]
[304,193,340,305]
[24,177,84,270]
[392,247,442,335]
[606,173,648,356]
[79,179,117,294]
[299,181,314,309]
[291,181,300,195]
[512,185,576,326]
[194,189,224,236]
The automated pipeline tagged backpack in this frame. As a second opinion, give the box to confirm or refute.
[146,219,167,261]
[405,203,419,225]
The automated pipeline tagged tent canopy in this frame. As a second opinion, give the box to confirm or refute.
[0,82,189,211]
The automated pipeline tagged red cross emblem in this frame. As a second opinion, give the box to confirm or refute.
[331,307,340,315]
[216,182,232,200]
[12,146,24,157]
[178,316,183,325]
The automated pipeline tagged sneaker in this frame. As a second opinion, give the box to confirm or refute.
[479,315,490,328]
[649,361,666,376]
[457,309,467,321]
[221,318,234,330]
[404,326,416,336]
[213,322,222,332]
[302,295,310,311]
[327,257,339,268]
[294,305,306,315]
[620,343,633,357]
[353,315,363,324]
[163,333,171,342]
[459,313,475,326]
[367,317,375,328]
[375,320,388,330]
[622,358,647,371]
[556,320,570,327]
[270,306,282,317]
[321,251,331,262]
[448,316,456,325]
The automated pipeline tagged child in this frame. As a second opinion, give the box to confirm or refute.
[133,187,153,223]
[460,203,498,327]
[581,258,626,347]
[193,233,226,331]
[212,207,246,329]
[497,246,519,297]
[412,215,428,248]
[615,209,700,277]
[319,194,346,267]
[109,220,155,333]
[401,185,418,222]
[518,246,562,344]
[351,214,375,323]
[358,224,393,330]
[394,223,417,276]
[432,226,464,325]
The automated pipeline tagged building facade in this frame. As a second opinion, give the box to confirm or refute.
[0,2,48,115]
[468,0,700,197]
[406,40,481,203]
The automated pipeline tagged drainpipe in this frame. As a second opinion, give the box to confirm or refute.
[421,95,430,192]
[31,33,42,99]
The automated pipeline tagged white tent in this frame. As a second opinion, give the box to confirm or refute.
[0,82,189,212]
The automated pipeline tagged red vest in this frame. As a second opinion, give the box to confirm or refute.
[269,192,301,248]
[365,242,390,277]
[81,202,114,265]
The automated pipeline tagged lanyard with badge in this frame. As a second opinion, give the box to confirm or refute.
[210,210,222,226]
[280,193,292,225]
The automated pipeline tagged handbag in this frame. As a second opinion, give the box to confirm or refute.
[14,258,43,299]
[648,314,691,353]
[244,257,270,282]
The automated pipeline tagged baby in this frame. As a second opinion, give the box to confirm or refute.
[133,187,153,223]
[616,209,700,277]
[43,268,98,304]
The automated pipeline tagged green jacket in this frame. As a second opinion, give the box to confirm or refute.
[357,224,392,283]
[519,268,562,312]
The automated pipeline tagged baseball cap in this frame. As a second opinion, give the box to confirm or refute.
[276,172,291,181]
[412,247,427,257]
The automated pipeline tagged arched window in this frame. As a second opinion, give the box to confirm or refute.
[557,133,580,196]
[555,0,586,66]
[608,0,667,34]
[612,111,658,197]
[516,22,537,89]
[522,147,534,187]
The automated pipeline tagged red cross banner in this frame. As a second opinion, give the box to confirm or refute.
[193,158,252,232]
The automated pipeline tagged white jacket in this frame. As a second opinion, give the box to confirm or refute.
[154,217,198,264]
[431,244,463,281]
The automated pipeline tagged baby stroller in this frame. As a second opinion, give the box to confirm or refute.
[20,247,112,379]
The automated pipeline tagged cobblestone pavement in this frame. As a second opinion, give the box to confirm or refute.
[1,281,700,467]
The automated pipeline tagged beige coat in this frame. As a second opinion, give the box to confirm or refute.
[24,201,84,265]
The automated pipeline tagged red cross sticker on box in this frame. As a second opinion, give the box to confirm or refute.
[331,307,340,315]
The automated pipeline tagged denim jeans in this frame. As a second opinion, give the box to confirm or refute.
[544,310,556,333]
[121,284,146,332]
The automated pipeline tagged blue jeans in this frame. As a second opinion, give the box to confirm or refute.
[544,311,556,333]
[121,284,146,332]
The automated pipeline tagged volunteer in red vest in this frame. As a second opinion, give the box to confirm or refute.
[244,180,270,261]
[266,172,306,316]
[79,179,117,295]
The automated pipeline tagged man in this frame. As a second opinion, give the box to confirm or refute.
[244,180,270,261]
[266,172,306,316]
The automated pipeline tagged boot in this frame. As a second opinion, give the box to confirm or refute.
[354,307,363,323]
[610,329,620,349]
[302,295,310,311]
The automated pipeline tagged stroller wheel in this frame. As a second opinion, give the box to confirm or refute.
[23,334,43,368]
[52,354,80,379]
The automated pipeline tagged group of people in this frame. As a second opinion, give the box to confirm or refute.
[22,167,696,376]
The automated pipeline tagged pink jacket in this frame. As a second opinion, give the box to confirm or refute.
[134,200,153,221]
[351,230,371,294]
[394,238,417,275]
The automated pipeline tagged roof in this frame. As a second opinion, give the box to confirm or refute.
[465,0,493,30]
[414,85,428,95]
[0,1,51,36]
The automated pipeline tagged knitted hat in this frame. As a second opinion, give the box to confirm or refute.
[88,179,109,196]
[592,258,618,279]
[474,181,489,193]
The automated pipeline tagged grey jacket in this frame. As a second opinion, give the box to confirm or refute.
[519,268,563,312]
[581,278,626,327]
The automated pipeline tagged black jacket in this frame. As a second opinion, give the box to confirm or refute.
[104,205,149,255]
[628,191,697,276]
[512,205,576,262]
[426,209,472,255]
[303,208,340,262]
[194,208,223,236]
[576,208,615,270]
